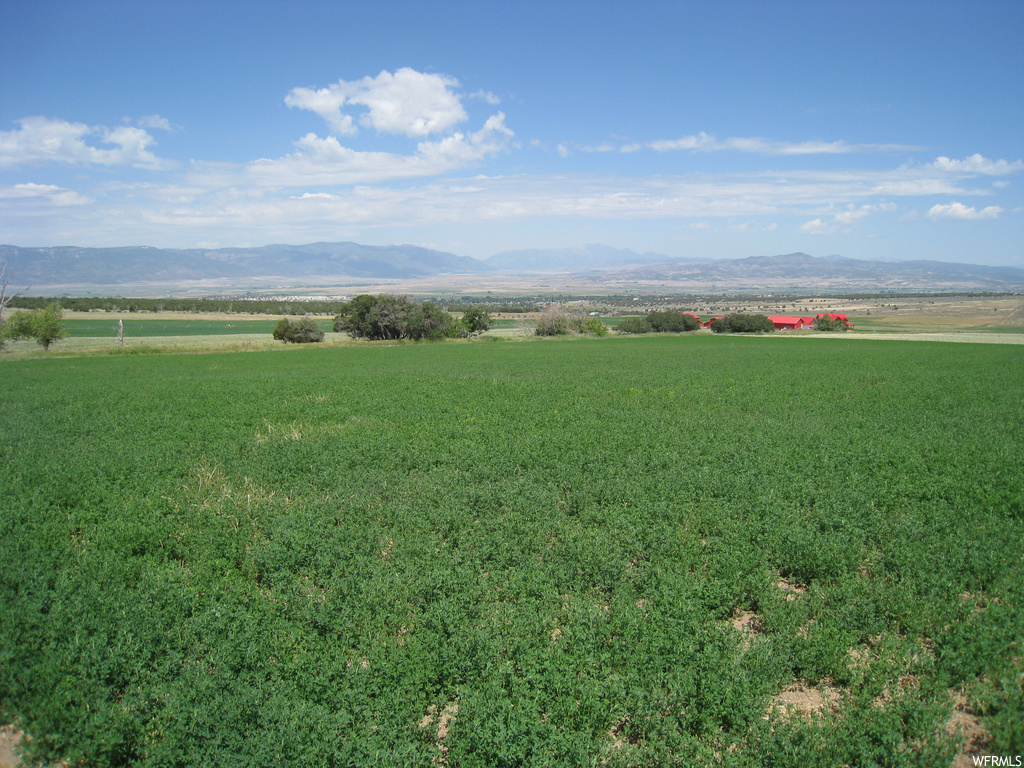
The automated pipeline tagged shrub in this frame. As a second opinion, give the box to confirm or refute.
[617,316,653,334]
[813,316,850,331]
[647,311,702,333]
[710,313,775,334]
[534,307,578,336]
[534,307,607,336]
[272,317,325,343]
[334,294,459,341]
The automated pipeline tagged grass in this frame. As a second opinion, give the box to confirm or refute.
[59,317,336,338]
[1,335,1022,766]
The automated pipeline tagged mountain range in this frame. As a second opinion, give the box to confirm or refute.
[2,242,1022,293]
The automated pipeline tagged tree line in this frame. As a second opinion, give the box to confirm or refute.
[4,296,541,316]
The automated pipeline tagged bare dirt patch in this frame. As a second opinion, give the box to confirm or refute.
[420,701,459,766]
[947,690,991,768]
[729,609,764,652]
[0,727,22,768]
[777,575,807,601]
[731,610,761,633]
[766,679,845,722]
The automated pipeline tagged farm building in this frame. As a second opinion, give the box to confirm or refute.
[768,316,806,330]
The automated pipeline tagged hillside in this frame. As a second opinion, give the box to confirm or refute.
[2,242,1022,293]
[0,242,482,287]
[608,252,1024,291]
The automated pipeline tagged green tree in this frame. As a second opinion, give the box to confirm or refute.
[406,301,458,340]
[333,294,458,341]
[812,316,849,331]
[710,313,775,334]
[460,307,492,335]
[272,316,325,343]
[3,303,68,350]
[647,311,701,332]
[616,316,653,334]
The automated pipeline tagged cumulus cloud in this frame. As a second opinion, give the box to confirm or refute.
[925,202,1003,220]
[285,68,468,137]
[836,202,897,224]
[0,116,173,169]
[247,112,514,187]
[800,218,832,234]
[800,203,897,234]
[931,154,1024,175]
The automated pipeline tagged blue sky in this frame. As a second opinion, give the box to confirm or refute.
[1,0,1022,266]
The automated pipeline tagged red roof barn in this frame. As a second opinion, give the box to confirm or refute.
[768,315,805,330]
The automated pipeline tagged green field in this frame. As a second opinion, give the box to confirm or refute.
[1,335,1022,766]
[59,317,335,338]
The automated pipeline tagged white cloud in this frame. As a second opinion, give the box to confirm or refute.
[931,154,1024,175]
[0,182,90,205]
[729,220,777,232]
[469,90,500,105]
[246,112,514,187]
[800,218,832,234]
[136,114,177,132]
[870,179,963,195]
[925,202,1004,220]
[0,116,173,170]
[285,68,468,137]
[643,133,917,155]
[801,203,897,233]
[284,85,356,135]
[835,202,897,224]
[647,133,716,152]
